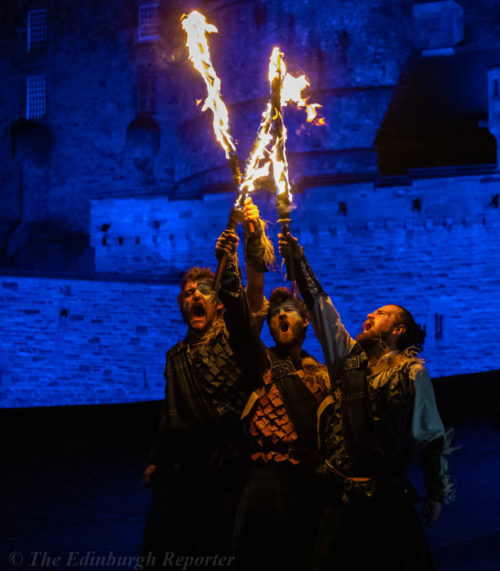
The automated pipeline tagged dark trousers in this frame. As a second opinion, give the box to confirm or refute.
[142,465,243,569]
[311,473,435,571]
[233,463,320,571]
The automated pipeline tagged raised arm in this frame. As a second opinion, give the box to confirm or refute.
[241,197,276,315]
[241,197,266,314]
[278,232,355,378]
[215,229,268,381]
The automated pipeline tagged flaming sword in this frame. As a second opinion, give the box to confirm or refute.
[238,49,324,284]
[270,48,295,282]
[182,12,323,286]
[237,51,323,206]
[181,11,245,289]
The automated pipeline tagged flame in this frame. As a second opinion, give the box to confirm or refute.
[236,48,323,207]
[269,48,292,205]
[270,136,291,203]
[275,48,324,125]
[181,11,322,207]
[282,74,324,125]
[236,103,273,206]
[181,11,237,159]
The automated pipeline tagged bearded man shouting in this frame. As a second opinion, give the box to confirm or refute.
[142,266,259,568]
[215,213,329,571]
[278,232,454,571]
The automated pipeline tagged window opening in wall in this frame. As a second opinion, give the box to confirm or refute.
[138,64,157,114]
[338,201,347,216]
[118,237,124,245]
[27,9,47,52]
[138,4,159,42]
[434,313,444,340]
[26,74,46,119]
[412,198,422,212]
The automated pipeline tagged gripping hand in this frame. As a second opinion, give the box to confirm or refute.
[278,232,304,262]
[241,197,260,230]
[215,230,239,262]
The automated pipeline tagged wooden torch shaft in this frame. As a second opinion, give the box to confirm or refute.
[213,208,240,291]
[279,217,296,282]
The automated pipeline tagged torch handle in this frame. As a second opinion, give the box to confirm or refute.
[278,218,296,282]
[213,208,240,291]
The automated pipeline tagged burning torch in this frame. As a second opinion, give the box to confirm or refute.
[236,49,324,283]
[181,11,246,289]
[182,13,324,287]
[269,48,296,282]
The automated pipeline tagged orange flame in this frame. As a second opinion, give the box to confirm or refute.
[269,48,292,204]
[282,73,324,125]
[237,48,324,206]
[181,11,237,159]
[236,103,273,206]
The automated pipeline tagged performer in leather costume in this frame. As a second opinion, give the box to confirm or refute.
[142,265,260,568]
[279,233,454,571]
[215,211,329,571]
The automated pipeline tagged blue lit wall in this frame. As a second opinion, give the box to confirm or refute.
[1,0,500,407]
[2,172,499,408]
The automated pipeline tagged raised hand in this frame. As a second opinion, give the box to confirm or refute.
[215,229,239,261]
[278,232,304,261]
[241,197,260,230]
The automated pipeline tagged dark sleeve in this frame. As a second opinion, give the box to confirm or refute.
[218,257,269,384]
[290,246,354,376]
[293,252,327,312]
[420,436,446,502]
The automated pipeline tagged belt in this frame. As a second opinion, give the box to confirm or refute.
[322,460,373,483]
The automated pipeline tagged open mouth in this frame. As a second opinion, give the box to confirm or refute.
[280,321,289,333]
[192,304,206,317]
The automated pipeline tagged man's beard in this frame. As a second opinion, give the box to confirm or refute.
[355,330,390,354]
[187,315,225,347]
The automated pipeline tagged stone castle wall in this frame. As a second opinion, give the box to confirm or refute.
[2,169,498,407]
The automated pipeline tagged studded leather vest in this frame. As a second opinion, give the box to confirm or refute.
[319,349,419,477]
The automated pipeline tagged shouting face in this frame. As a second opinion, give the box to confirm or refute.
[268,302,308,348]
[356,305,405,348]
[180,279,222,332]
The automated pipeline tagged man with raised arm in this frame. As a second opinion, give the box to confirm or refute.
[214,205,329,571]
[278,233,454,571]
[142,263,261,566]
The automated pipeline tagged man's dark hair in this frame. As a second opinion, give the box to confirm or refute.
[180,267,215,290]
[394,305,426,351]
[266,287,308,322]
[177,267,216,307]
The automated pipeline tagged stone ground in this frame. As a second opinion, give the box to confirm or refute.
[1,422,499,571]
